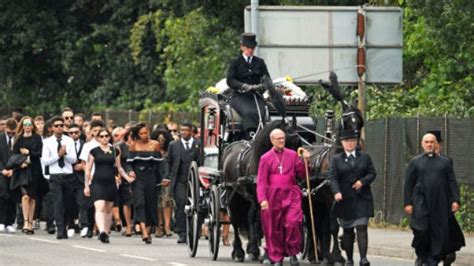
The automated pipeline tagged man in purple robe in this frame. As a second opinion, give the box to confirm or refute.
[257,128,309,266]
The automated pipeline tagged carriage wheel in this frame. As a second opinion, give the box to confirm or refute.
[186,161,200,257]
[208,185,221,260]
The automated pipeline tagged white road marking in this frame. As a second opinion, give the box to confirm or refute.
[28,237,59,244]
[168,263,188,266]
[120,254,156,262]
[72,245,106,253]
[0,233,13,237]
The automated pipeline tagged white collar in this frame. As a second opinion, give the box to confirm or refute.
[181,138,193,147]
[345,151,356,158]
[242,53,252,63]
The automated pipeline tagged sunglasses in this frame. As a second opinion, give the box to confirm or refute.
[99,135,110,139]
[23,122,33,126]
[68,131,80,135]
[64,116,73,120]
[6,131,15,136]
[170,129,178,133]
[53,124,64,128]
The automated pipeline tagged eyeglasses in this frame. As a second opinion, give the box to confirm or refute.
[98,135,110,139]
[53,124,64,128]
[64,116,73,120]
[68,131,80,135]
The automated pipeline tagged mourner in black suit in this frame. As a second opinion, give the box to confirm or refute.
[330,130,377,266]
[227,33,270,139]
[404,133,464,266]
[68,123,94,237]
[162,122,199,244]
[0,119,18,232]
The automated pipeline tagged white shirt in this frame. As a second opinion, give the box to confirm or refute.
[79,138,100,175]
[345,151,356,158]
[242,53,252,64]
[41,134,77,174]
[181,138,194,150]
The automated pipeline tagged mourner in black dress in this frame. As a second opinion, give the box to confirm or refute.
[84,129,130,244]
[227,32,270,139]
[330,130,376,266]
[404,133,464,266]
[11,116,43,234]
[126,123,165,244]
[115,130,134,237]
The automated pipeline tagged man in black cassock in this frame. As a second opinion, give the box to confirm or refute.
[404,133,465,266]
[227,33,270,139]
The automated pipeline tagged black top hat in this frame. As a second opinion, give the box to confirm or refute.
[340,130,360,140]
[426,130,443,142]
[240,33,257,48]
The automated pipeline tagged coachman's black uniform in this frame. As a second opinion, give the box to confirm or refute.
[404,153,465,264]
[226,55,269,132]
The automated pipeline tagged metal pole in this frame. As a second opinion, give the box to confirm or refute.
[357,6,367,140]
[251,0,259,55]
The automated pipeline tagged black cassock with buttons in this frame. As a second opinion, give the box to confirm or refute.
[226,54,270,132]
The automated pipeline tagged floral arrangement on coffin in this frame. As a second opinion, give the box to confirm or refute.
[206,76,309,105]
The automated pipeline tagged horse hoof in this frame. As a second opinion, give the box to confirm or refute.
[249,254,259,261]
[234,256,244,262]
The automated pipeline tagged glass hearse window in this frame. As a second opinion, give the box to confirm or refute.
[203,147,218,169]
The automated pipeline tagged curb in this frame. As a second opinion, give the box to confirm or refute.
[367,245,473,266]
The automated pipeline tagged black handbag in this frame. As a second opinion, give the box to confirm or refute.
[6,154,28,170]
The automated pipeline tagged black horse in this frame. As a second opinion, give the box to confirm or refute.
[222,119,301,262]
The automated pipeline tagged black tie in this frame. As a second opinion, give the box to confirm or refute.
[57,138,65,168]
[185,142,190,151]
[247,57,251,64]
[7,137,12,150]
[348,154,355,168]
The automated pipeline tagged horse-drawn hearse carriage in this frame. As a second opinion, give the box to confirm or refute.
[185,73,364,264]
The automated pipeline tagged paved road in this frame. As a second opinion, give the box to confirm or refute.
[0,228,413,265]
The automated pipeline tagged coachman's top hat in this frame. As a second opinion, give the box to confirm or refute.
[426,130,443,142]
[240,33,257,48]
[340,130,360,140]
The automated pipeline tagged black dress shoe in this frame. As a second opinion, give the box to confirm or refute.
[290,255,299,266]
[86,228,93,238]
[359,258,370,266]
[177,235,186,244]
[56,232,67,240]
[47,225,56,234]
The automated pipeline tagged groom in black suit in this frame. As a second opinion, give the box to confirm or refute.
[162,122,199,243]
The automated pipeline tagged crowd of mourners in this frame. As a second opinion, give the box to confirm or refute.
[0,108,230,245]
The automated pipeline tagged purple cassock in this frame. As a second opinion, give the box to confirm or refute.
[257,147,305,262]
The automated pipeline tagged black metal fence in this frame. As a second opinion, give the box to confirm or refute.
[337,116,473,226]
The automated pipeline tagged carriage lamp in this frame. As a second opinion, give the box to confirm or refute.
[207,112,216,131]
[325,110,335,140]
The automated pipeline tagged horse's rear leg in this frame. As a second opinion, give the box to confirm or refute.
[231,223,245,262]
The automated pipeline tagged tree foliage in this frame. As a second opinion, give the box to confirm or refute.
[0,0,471,119]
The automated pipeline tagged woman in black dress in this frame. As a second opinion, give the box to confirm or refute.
[127,123,165,244]
[84,129,130,243]
[11,116,43,234]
